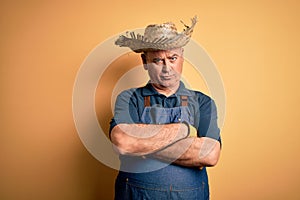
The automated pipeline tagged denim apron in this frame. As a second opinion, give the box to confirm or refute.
[115,96,209,200]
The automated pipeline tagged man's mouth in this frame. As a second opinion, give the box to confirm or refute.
[160,75,174,80]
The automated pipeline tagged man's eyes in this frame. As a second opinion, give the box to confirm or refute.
[153,58,163,63]
[152,57,177,63]
[169,56,177,61]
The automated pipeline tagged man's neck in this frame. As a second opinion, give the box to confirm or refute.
[151,83,180,97]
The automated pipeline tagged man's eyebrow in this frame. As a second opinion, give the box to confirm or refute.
[167,53,181,57]
[149,52,182,59]
[152,57,163,61]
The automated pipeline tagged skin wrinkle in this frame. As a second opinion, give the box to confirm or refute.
[152,137,195,163]
[118,124,164,138]
[198,137,218,159]
[111,123,189,156]
[143,48,184,96]
[153,137,219,167]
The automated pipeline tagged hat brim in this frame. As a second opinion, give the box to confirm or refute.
[115,33,190,53]
[115,16,198,53]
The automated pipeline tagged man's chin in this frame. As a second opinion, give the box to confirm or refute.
[152,81,179,90]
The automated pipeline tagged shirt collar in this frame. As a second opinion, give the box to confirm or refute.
[141,81,193,97]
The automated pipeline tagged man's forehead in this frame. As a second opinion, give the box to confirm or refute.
[145,48,183,57]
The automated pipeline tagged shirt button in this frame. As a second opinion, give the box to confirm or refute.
[178,118,181,122]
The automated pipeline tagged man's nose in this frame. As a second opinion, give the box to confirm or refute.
[162,60,171,72]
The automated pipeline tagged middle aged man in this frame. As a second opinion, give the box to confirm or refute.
[109,16,221,200]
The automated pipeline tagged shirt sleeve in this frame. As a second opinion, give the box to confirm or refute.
[109,89,140,135]
[198,96,221,144]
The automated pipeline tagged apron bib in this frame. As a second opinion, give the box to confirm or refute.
[117,95,209,199]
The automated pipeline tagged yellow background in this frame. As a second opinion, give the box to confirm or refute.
[1,0,300,199]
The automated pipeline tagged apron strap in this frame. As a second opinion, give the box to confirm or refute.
[144,96,151,107]
[144,95,188,107]
[181,95,188,106]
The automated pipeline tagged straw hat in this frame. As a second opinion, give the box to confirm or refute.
[115,16,198,53]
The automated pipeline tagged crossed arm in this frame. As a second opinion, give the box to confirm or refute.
[110,123,221,167]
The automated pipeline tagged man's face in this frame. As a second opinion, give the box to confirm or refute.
[143,48,184,91]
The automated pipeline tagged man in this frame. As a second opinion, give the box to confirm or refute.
[110,16,221,199]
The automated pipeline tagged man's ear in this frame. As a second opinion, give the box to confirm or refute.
[141,53,148,70]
